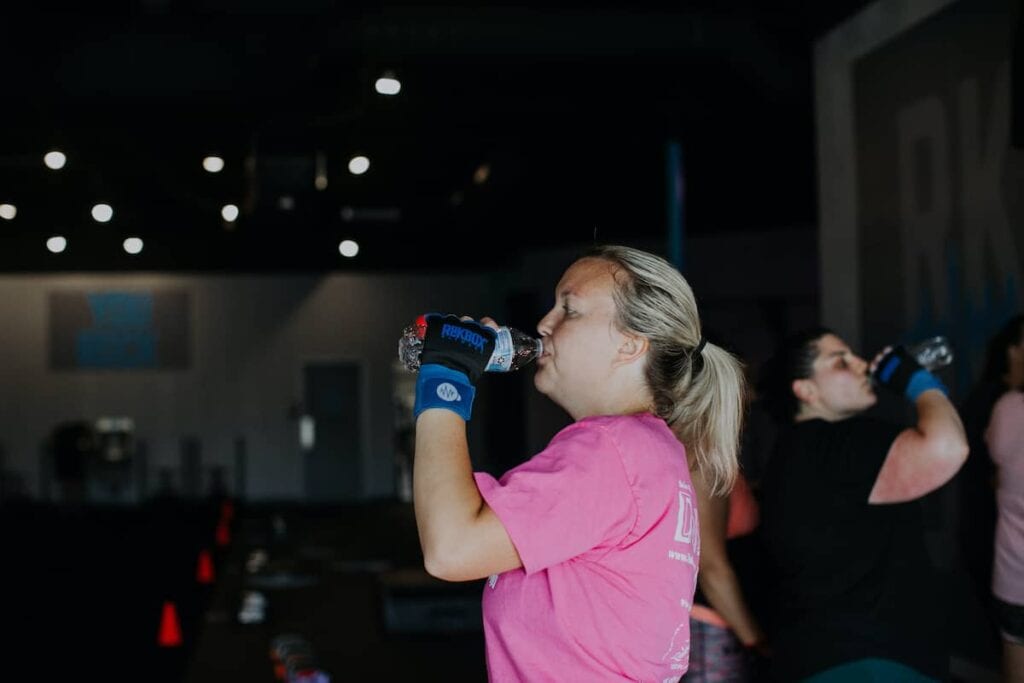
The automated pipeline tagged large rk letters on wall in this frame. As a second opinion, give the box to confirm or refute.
[854,0,1023,391]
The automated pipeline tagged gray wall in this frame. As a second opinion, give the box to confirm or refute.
[0,271,499,500]
[0,229,817,501]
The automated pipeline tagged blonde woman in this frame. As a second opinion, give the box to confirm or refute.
[411,245,745,681]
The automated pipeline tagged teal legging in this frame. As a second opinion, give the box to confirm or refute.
[803,658,938,682]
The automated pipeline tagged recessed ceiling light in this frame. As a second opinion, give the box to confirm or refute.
[44,151,67,170]
[221,204,239,222]
[0,204,16,220]
[46,236,67,253]
[339,239,359,257]
[203,156,225,173]
[375,76,401,95]
[348,156,370,175]
[473,163,491,185]
[123,237,143,255]
[92,204,113,223]
[315,150,328,191]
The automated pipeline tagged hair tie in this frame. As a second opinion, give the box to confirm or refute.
[691,337,707,376]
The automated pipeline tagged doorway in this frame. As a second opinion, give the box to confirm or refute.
[303,362,363,502]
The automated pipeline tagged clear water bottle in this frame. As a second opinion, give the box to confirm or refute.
[908,335,954,371]
[398,314,543,373]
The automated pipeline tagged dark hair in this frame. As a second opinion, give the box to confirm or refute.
[980,314,1024,386]
[757,327,833,422]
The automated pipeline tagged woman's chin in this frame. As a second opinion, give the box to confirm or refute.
[533,370,552,396]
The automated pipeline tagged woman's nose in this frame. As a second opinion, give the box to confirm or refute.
[537,310,554,337]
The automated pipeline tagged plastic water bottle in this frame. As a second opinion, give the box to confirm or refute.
[907,335,954,371]
[398,314,543,373]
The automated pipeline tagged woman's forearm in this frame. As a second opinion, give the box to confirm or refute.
[698,563,765,646]
[413,409,484,572]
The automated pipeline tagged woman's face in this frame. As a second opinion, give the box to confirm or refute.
[796,333,877,421]
[533,258,633,418]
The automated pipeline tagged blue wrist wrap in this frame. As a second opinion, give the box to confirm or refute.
[905,369,948,401]
[414,364,476,421]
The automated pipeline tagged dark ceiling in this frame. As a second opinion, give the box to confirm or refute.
[0,1,872,273]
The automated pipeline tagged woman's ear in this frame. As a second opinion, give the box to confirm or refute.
[792,378,815,404]
[616,332,649,365]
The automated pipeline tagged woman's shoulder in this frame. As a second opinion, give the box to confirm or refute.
[573,413,675,440]
[992,390,1024,418]
[536,416,658,477]
[550,414,679,452]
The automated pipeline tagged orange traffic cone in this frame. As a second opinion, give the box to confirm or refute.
[196,549,215,584]
[157,601,183,647]
[215,520,231,546]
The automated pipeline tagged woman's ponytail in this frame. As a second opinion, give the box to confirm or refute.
[667,341,745,496]
[585,245,746,496]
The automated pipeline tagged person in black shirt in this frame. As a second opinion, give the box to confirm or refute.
[758,328,969,681]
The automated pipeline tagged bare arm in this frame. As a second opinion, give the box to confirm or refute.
[693,471,765,647]
[986,391,1024,462]
[868,389,969,504]
[413,408,522,581]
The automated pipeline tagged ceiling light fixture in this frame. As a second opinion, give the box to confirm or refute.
[0,204,16,220]
[473,163,491,185]
[203,156,225,173]
[348,156,370,175]
[123,237,143,255]
[375,76,401,96]
[92,204,113,223]
[47,236,67,253]
[221,204,239,222]
[44,151,67,170]
[339,239,359,257]
[315,151,328,190]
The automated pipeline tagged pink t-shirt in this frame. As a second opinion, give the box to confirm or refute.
[987,390,1024,605]
[474,413,699,682]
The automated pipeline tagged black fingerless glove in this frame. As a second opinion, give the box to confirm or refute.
[414,314,497,422]
[419,313,496,383]
[872,346,947,401]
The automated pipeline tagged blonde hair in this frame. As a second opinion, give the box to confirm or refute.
[586,245,746,495]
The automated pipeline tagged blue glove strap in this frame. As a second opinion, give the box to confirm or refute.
[415,364,476,421]
[906,369,948,401]
[876,354,903,384]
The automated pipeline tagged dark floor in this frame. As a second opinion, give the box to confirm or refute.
[185,501,488,683]
[0,497,1004,682]
[0,498,487,682]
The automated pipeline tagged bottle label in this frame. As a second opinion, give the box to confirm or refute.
[485,328,514,372]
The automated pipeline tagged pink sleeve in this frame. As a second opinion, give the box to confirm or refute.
[474,423,638,575]
[986,391,1024,466]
